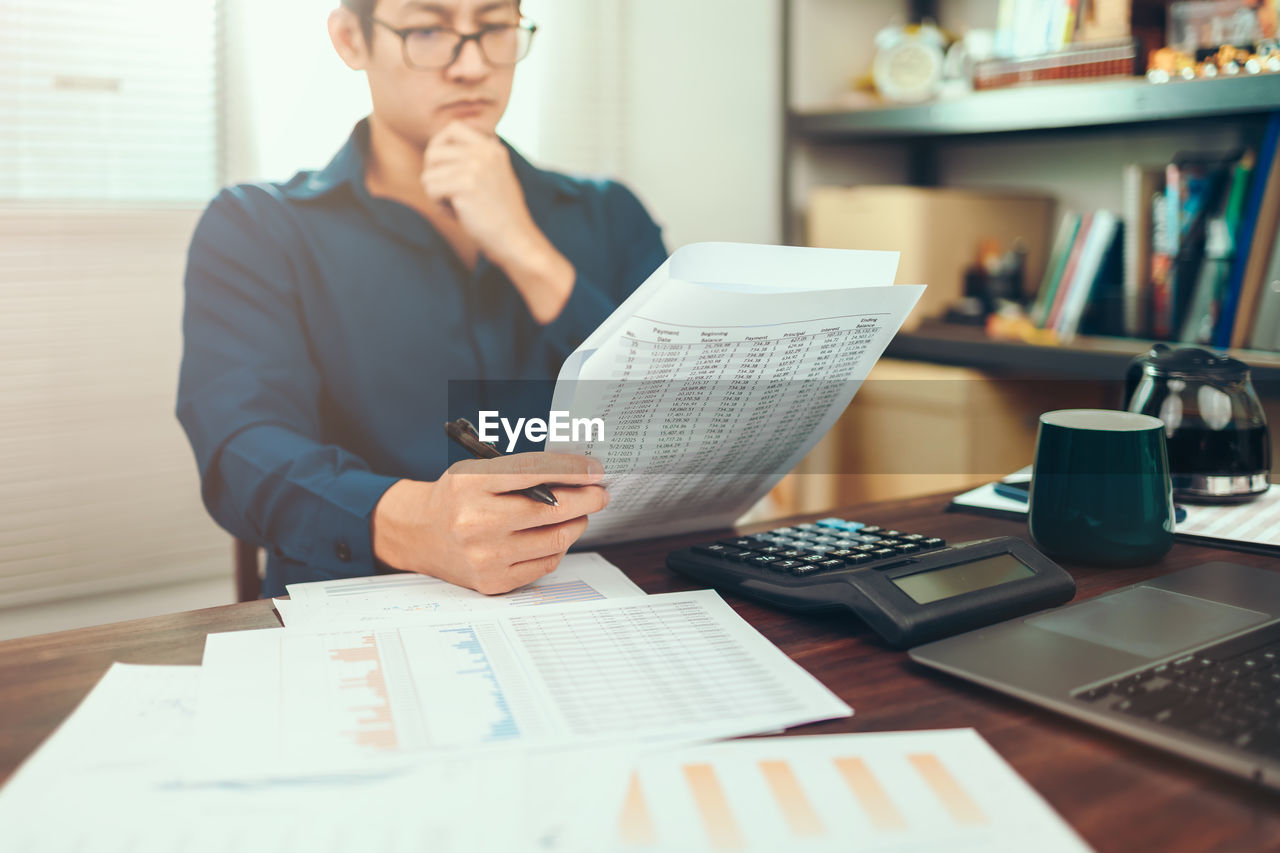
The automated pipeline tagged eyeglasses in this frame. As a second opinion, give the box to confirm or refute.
[367,16,537,70]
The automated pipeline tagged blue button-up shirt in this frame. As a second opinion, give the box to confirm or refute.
[178,120,666,596]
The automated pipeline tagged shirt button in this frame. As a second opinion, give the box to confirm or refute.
[335,542,352,562]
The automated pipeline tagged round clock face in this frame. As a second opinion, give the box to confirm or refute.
[874,39,944,103]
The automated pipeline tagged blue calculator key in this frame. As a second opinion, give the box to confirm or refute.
[815,518,847,528]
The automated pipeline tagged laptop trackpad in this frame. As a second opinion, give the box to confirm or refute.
[1028,585,1269,660]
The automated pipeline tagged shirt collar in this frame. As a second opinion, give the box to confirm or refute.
[280,118,583,207]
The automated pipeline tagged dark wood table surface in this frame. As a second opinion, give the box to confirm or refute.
[3,492,1280,851]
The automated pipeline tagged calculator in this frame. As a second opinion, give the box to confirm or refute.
[666,517,1076,648]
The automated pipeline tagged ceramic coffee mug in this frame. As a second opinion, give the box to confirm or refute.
[1028,409,1175,566]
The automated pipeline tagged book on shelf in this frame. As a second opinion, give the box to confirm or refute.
[1122,164,1163,337]
[1045,210,1094,330]
[1165,151,1236,341]
[1031,133,1280,352]
[1229,115,1280,349]
[1215,113,1280,348]
[1057,210,1122,341]
[1030,211,1082,327]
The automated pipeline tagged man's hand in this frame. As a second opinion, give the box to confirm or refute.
[371,453,609,595]
[421,121,574,323]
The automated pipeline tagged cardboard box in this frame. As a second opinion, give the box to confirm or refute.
[807,186,1056,331]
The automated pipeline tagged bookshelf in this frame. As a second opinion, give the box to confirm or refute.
[781,0,1280,378]
[888,321,1280,384]
[792,74,1280,141]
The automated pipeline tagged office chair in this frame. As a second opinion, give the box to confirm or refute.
[234,538,262,602]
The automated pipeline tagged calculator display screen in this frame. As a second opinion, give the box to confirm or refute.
[891,554,1034,605]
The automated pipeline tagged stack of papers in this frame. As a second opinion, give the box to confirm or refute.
[0,553,1089,851]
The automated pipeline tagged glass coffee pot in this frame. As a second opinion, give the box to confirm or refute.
[1126,344,1270,502]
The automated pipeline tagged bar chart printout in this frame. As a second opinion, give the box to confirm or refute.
[586,730,1090,853]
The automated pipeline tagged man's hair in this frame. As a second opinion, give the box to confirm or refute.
[340,0,377,45]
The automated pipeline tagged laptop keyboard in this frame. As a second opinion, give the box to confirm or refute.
[1075,624,1280,759]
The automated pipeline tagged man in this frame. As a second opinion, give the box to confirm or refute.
[178,0,666,597]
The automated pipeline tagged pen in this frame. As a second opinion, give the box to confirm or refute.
[444,418,560,507]
[994,480,1187,523]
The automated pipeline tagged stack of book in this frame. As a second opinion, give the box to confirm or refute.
[1030,113,1280,349]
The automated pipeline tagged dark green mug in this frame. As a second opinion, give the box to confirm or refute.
[1028,409,1175,566]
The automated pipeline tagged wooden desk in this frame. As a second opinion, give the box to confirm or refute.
[2,492,1279,851]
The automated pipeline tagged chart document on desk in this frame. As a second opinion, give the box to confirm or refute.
[192,591,852,780]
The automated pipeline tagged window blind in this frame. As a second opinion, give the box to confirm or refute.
[0,208,230,610]
[0,0,219,202]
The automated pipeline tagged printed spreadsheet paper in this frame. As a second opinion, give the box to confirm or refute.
[191,590,853,781]
[0,663,632,853]
[550,242,924,546]
[276,552,644,630]
[556,729,1092,852]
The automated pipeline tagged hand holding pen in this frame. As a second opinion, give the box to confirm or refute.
[367,423,609,595]
[445,418,560,505]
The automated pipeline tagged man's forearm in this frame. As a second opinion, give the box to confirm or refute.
[493,229,575,325]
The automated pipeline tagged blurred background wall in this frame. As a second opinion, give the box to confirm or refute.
[0,0,780,639]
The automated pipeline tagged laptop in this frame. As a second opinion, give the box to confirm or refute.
[909,561,1280,789]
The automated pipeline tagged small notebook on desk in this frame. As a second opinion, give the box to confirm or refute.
[951,467,1280,557]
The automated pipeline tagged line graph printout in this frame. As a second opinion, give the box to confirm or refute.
[278,552,644,629]
[549,243,924,546]
[561,730,1090,853]
[0,664,630,853]
[192,591,851,781]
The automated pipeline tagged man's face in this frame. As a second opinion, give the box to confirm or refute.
[362,0,519,146]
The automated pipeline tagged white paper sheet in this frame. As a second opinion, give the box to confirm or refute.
[557,729,1092,852]
[192,590,853,781]
[0,663,636,853]
[277,552,644,629]
[549,242,924,546]
[952,468,1280,550]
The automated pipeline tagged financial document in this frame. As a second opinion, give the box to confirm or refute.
[559,729,1091,852]
[277,552,644,629]
[0,664,627,852]
[192,590,852,780]
[550,243,924,545]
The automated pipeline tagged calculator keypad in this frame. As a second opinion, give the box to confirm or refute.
[689,518,946,578]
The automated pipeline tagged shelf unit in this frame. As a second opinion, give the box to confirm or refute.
[781,0,1280,377]
[888,322,1280,386]
[792,74,1280,141]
